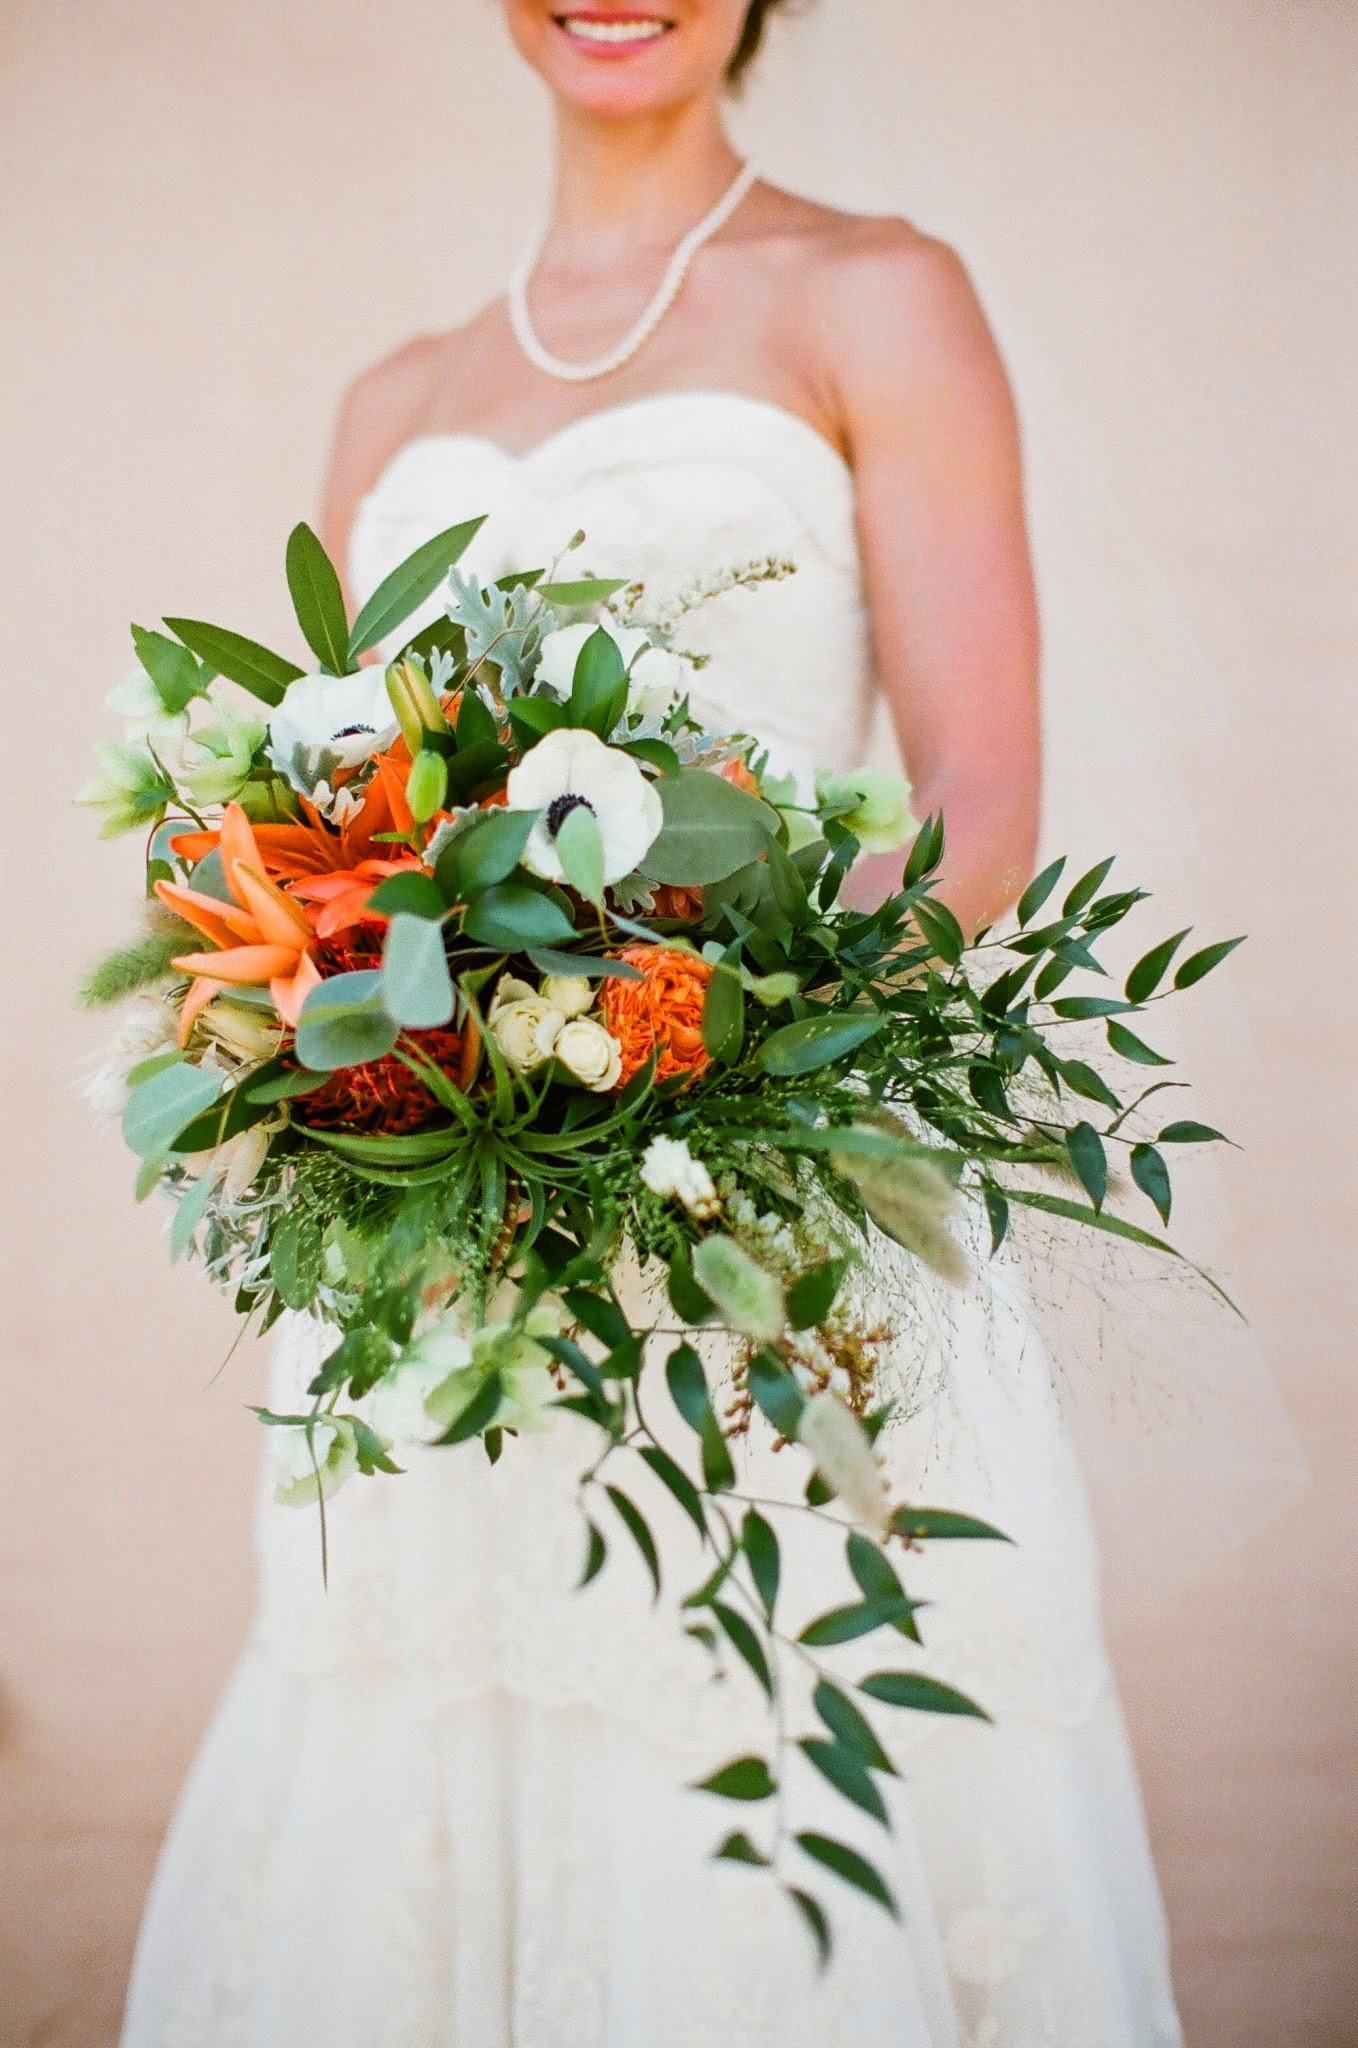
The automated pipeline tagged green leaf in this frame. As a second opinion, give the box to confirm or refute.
[122,1061,223,1159]
[983,1185,1010,1255]
[1157,1119,1226,1144]
[347,517,485,661]
[568,623,628,736]
[1125,929,1191,1003]
[284,521,349,672]
[130,624,203,713]
[1058,1059,1122,1110]
[694,1757,777,1802]
[1106,1019,1173,1066]
[1130,1142,1172,1225]
[294,968,401,1071]
[638,1444,708,1538]
[701,957,746,1063]
[642,768,778,885]
[536,576,629,606]
[381,913,455,1029]
[580,1520,607,1587]
[462,884,575,951]
[795,1833,898,1918]
[527,948,642,983]
[787,1889,833,1969]
[365,870,448,920]
[454,808,540,896]
[432,1370,502,1446]
[665,1342,735,1491]
[605,1484,661,1601]
[846,1531,911,1612]
[1016,856,1065,927]
[1173,935,1246,988]
[554,800,606,905]
[746,1349,804,1437]
[859,1670,990,1721]
[912,896,964,967]
[667,1246,716,1325]
[169,1167,217,1260]
[764,834,810,922]
[890,1506,1010,1542]
[742,1508,781,1620]
[713,1601,774,1697]
[814,1679,895,1774]
[798,1602,886,1648]
[760,1012,884,1077]
[1062,855,1115,916]
[798,1738,889,1826]
[785,1256,848,1331]
[714,1830,769,1867]
[1065,1120,1108,1210]
[163,617,302,708]
[268,1210,323,1311]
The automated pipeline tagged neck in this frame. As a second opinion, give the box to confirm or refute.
[546,99,744,266]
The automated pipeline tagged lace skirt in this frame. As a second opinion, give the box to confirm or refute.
[119,1278,1185,2048]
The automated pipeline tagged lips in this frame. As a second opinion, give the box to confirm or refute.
[551,12,676,50]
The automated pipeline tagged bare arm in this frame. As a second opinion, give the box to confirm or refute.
[817,230,1041,933]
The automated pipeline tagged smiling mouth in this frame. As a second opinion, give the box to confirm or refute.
[552,13,675,48]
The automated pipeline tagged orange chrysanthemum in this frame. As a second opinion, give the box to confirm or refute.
[598,946,714,1088]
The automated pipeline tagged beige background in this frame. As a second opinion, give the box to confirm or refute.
[2,1,1355,2043]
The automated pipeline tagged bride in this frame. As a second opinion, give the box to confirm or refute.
[120,4,1184,2043]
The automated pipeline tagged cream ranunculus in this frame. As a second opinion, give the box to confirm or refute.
[505,727,664,886]
[489,984,566,1072]
[539,973,595,1019]
[267,669,397,784]
[554,1016,623,1092]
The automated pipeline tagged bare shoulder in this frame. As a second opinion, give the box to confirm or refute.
[758,194,1014,445]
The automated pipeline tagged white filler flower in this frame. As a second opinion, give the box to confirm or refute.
[506,727,663,886]
[267,670,396,776]
[536,619,688,709]
[640,1136,721,1219]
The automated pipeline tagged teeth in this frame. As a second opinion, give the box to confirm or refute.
[559,16,669,42]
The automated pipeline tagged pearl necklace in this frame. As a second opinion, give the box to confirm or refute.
[508,160,759,384]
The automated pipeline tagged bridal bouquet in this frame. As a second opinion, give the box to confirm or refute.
[80,516,1240,1953]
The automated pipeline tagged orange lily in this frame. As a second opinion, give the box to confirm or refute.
[169,743,419,882]
[156,803,323,1041]
[290,857,421,939]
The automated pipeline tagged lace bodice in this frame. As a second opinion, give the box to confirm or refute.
[348,391,879,785]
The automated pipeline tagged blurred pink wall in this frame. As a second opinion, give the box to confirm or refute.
[1,2,1354,2043]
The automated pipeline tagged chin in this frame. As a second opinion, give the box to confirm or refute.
[503,3,742,117]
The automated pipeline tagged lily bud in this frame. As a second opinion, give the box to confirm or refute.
[407,747,449,824]
[385,657,449,753]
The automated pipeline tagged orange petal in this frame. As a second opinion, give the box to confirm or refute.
[167,826,221,862]
[231,862,314,947]
[155,878,258,949]
[271,950,322,1027]
[219,802,264,894]
[172,944,299,986]
[177,975,225,1045]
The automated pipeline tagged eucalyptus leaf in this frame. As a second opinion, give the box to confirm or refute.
[641,768,778,885]
[381,913,455,1029]
[462,884,575,951]
[294,969,401,1072]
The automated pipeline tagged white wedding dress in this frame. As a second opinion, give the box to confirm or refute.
[120,392,1184,2048]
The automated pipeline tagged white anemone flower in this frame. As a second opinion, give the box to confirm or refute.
[535,619,688,711]
[267,669,397,778]
[505,727,663,886]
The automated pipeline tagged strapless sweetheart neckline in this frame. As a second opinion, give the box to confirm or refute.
[365,388,854,499]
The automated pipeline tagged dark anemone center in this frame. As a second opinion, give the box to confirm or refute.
[546,792,595,838]
[333,722,376,739]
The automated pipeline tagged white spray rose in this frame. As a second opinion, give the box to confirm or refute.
[639,1136,721,1219]
[539,973,595,1019]
[489,985,565,1073]
[554,1017,623,1093]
